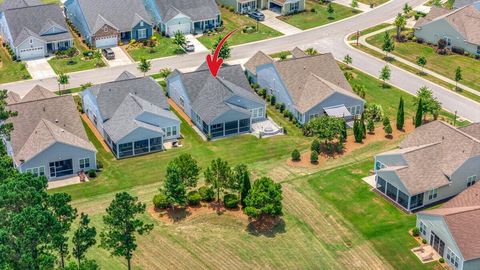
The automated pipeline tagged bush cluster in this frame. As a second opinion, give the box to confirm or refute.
[187,190,202,206]
[198,186,215,202]
[153,193,169,209]
[223,193,239,209]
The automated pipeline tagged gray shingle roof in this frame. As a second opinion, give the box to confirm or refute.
[377,121,480,195]
[290,47,307,58]
[6,91,21,105]
[155,0,220,22]
[75,0,152,33]
[459,123,480,140]
[171,64,264,124]
[6,85,56,105]
[453,0,479,9]
[244,51,273,76]
[421,182,480,260]
[0,0,40,11]
[6,95,95,164]
[271,53,361,113]
[4,4,72,46]
[86,72,169,121]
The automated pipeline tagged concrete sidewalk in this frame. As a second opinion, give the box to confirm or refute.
[334,0,371,12]
[358,26,478,97]
[261,10,302,35]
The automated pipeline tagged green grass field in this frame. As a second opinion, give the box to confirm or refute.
[197,8,282,49]
[366,30,480,92]
[279,1,361,30]
[52,65,462,269]
[0,46,31,84]
[127,32,180,61]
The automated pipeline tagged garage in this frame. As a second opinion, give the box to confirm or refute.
[166,22,191,36]
[95,35,118,48]
[19,46,44,60]
[269,1,283,13]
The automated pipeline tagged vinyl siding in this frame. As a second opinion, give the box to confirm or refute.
[65,0,93,43]
[256,63,295,113]
[167,74,193,120]
[132,20,153,40]
[303,92,364,122]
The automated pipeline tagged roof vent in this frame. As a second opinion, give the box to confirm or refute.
[61,129,64,133]
[43,106,46,112]
[55,119,59,123]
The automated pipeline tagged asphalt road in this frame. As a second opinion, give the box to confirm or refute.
[2,0,479,121]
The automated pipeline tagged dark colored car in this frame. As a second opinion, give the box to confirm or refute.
[102,48,115,60]
[248,11,265,21]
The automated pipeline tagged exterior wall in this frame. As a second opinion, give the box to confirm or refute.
[416,214,465,269]
[92,24,120,47]
[18,142,96,180]
[256,63,295,113]
[15,36,47,60]
[464,258,480,270]
[415,19,479,55]
[81,90,106,136]
[132,20,153,40]
[375,170,411,198]
[117,127,165,146]
[167,74,193,119]
[281,0,305,15]
[303,92,364,123]
[65,0,93,43]
[226,95,265,112]
[163,14,192,35]
[136,112,181,141]
[0,14,14,45]
[375,154,408,168]
[210,109,251,125]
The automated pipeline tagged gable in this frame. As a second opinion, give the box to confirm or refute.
[93,23,118,36]
[136,111,180,128]
[41,25,66,36]
[117,126,165,145]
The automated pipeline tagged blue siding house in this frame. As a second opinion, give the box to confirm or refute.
[64,0,153,48]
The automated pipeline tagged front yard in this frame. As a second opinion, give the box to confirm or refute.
[48,27,105,74]
[197,7,283,49]
[279,1,361,30]
[366,29,480,92]
[0,45,30,84]
[126,32,180,61]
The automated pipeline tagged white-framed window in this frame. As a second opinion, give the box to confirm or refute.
[467,175,477,187]
[140,21,144,27]
[444,37,452,46]
[29,39,33,44]
[419,221,427,236]
[79,158,90,169]
[162,126,177,137]
[375,160,386,171]
[172,126,177,136]
[179,96,185,108]
[25,166,45,177]
[138,28,147,39]
[290,1,299,11]
[250,107,264,119]
[428,188,438,200]
[310,113,320,119]
[477,46,480,55]
[447,248,460,269]
[347,105,361,116]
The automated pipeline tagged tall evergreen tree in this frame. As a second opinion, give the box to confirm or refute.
[415,98,423,127]
[163,162,187,208]
[340,119,348,143]
[239,169,251,208]
[204,158,232,202]
[72,213,97,266]
[360,113,366,138]
[396,97,405,130]
[353,119,363,143]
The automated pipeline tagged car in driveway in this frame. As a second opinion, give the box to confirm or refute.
[248,10,265,21]
[182,41,195,52]
[102,48,115,60]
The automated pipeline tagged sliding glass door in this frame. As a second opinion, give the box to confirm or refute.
[49,159,73,178]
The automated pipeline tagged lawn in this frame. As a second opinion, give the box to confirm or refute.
[348,23,392,41]
[358,0,390,6]
[279,1,361,30]
[366,30,480,92]
[48,28,104,74]
[197,7,283,49]
[0,46,31,84]
[126,32,180,61]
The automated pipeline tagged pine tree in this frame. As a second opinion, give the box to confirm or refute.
[415,98,423,127]
[360,113,366,138]
[341,119,348,143]
[396,97,404,130]
[353,119,363,143]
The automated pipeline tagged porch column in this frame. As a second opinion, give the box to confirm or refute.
[223,123,225,136]
[148,138,151,152]
[407,195,411,210]
[396,189,399,203]
[237,120,240,134]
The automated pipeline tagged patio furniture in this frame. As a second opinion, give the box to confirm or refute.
[421,252,434,262]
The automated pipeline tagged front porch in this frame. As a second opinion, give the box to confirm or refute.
[46,39,73,53]
[193,19,219,34]
[238,0,257,13]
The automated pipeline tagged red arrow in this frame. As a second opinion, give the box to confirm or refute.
[206,29,237,77]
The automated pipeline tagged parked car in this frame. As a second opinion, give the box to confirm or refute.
[182,41,195,52]
[102,48,115,60]
[248,10,265,21]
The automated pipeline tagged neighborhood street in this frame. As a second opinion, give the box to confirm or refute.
[2,0,480,122]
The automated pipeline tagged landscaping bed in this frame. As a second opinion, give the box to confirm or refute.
[279,0,361,30]
[197,7,282,49]
[126,32,180,61]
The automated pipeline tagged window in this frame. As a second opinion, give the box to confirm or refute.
[290,1,299,11]
[103,26,108,32]
[150,137,163,152]
[138,28,147,39]
[134,139,149,155]
[375,160,386,171]
[79,158,90,169]
[447,248,460,269]
[49,159,73,178]
[397,190,409,209]
[29,39,33,44]
[140,21,144,27]
[310,113,320,120]
[467,175,477,187]
[118,142,133,158]
[376,176,386,193]
[410,193,424,209]
[210,123,224,137]
[250,107,264,119]
[26,166,45,177]
[419,221,427,236]
[428,188,438,200]
[172,126,177,136]
[477,46,480,55]
[386,183,398,201]
[444,37,452,46]
[239,118,250,132]
[225,120,239,135]
[179,96,185,108]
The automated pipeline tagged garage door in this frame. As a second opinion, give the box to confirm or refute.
[95,35,118,48]
[19,46,44,60]
[167,23,191,36]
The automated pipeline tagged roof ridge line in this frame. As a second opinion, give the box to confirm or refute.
[439,121,480,144]
[7,94,67,107]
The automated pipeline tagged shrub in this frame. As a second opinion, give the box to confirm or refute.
[153,192,169,209]
[198,186,215,202]
[412,227,420,237]
[310,8,316,12]
[310,151,318,163]
[223,193,239,209]
[291,149,301,161]
[416,38,424,44]
[83,50,94,57]
[87,169,97,178]
[187,190,202,206]
[311,139,321,153]
[270,95,276,105]
[451,46,465,55]
[96,160,103,170]
[279,103,286,113]
[129,39,136,44]
[422,238,427,244]
[228,7,234,12]
[258,88,267,98]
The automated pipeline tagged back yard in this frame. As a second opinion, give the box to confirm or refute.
[279,0,361,30]
[53,66,458,269]
[197,7,283,49]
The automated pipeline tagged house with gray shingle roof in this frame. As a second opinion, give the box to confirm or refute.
[6,85,56,105]
[0,3,73,60]
[416,182,480,269]
[144,0,220,36]
[5,87,97,180]
[167,64,266,139]
[374,121,480,212]
[64,0,153,48]
[81,71,180,158]
[414,4,480,56]
[245,49,364,125]
[218,0,304,15]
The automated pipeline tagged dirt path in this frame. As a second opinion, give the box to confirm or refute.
[80,113,111,152]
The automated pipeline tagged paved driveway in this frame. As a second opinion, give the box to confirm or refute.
[186,35,209,53]
[25,58,56,80]
[104,46,133,67]
[260,10,302,35]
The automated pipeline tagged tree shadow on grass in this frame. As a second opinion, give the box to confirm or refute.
[246,217,286,238]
